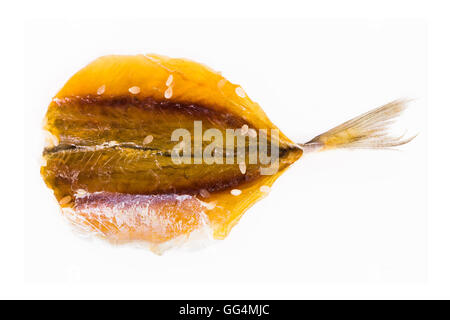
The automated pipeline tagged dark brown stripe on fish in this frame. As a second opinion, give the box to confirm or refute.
[52,95,249,128]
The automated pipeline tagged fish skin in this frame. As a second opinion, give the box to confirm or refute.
[68,192,207,244]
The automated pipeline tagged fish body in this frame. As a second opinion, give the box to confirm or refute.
[41,54,412,253]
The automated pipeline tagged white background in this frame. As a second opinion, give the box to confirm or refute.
[2,0,449,299]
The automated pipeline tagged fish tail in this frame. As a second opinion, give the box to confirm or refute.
[299,99,416,152]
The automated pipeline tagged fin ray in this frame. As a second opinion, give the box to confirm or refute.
[302,99,416,151]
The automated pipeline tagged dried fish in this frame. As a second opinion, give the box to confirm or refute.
[41,54,414,253]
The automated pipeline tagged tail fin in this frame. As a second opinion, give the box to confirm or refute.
[300,99,416,152]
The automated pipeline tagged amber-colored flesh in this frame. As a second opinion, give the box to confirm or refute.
[43,146,265,200]
[42,98,294,200]
[45,97,248,149]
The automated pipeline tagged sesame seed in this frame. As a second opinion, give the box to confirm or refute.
[235,86,246,98]
[75,189,87,197]
[239,162,246,174]
[204,201,217,210]
[260,185,271,193]
[231,189,242,196]
[97,85,106,95]
[166,74,173,86]
[164,86,173,99]
[44,131,59,148]
[217,79,227,88]
[199,189,210,198]
[59,195,72,205]
[129,86,141,94]
[240,124,249,135]
[143,135,153,145]
[248,129,257,138]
